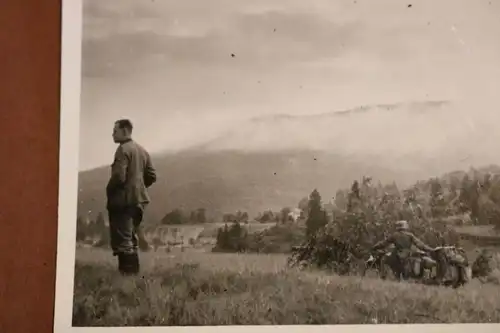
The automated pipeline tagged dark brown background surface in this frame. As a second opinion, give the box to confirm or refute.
[0,1,62,332]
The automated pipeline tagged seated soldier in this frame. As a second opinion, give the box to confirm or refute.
[371,220,435,281]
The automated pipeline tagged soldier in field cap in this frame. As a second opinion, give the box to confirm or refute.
[106,119,157,275]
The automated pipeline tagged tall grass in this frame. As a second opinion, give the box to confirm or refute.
[73,249,500,326]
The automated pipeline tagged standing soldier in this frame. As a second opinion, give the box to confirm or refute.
[106,119,157,275]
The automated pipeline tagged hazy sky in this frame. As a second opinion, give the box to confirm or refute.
[79,0,500,171]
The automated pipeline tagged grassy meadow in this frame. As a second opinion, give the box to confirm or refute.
[73,163,500,326]
[73,247,500,326]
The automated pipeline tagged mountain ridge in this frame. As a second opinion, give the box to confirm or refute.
[76,99,499,224]
[188,99,452,153]
[77,148,499,225]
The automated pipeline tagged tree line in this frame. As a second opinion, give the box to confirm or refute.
[160,207,297,225]
[213,167,500,254]
[76,166,500,252]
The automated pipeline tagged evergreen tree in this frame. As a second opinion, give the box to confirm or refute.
[458,174,471,212]
[429,178,446,218]
[190,208,207,223]
[280,207,291,223]
[334,190,347,211]
[214,222,248,252]
[459,174,480,222]
[228,222,248,252]
[298,197,309,215]
[216,227,224,247]
[306,189,328,239]
[351,180,360,200]
[221,224,230,248]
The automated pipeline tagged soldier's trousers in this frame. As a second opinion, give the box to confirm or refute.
[388,252,410,280]
[107,205,144,256]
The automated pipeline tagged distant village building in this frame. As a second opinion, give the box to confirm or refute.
[288,208,302,222]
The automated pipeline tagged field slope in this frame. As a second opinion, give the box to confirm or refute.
[73,248,500,326]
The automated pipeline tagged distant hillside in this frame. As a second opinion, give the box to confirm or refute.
[77,149,500,226]
[77,149,426,224]
[77,99,500,224]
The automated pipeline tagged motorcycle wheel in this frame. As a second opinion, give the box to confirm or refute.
[452,266,469,289]
[361,260,376,277]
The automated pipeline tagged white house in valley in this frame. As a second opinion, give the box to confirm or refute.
[288,208,302,222]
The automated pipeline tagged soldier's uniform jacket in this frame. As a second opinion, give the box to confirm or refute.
[106,139,157,210]
[372,230,434,259]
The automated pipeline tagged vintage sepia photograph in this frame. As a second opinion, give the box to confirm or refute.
[54,0,500,331]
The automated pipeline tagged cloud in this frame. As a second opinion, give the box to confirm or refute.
[82,0,362,78]
[78,0,500,170]
[81,0,487,81]
[225,11,361,61]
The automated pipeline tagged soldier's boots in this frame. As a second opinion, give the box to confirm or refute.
[118,252,140,276]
